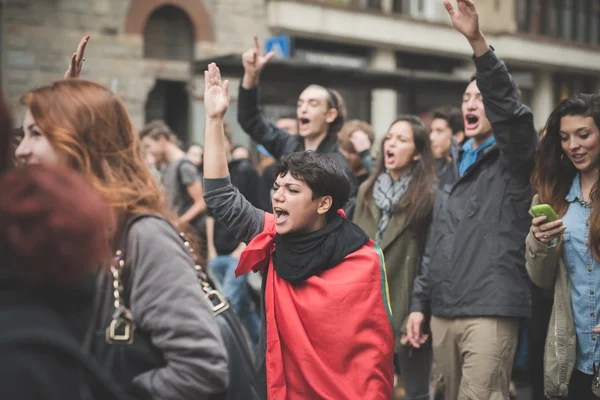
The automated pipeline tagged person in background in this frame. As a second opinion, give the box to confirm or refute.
[15,80,228,399]
[407,2,537,399]
[526,93,600,400]
[206,123,261,346]
[238,35,357,216]
[257,115,299,175]
[429,107,464,188]
[275,115,298,136]
[353,115,437,400]
[139,121,207,236]
[203,62,394,400]
[187,143,204,174]
[338,119,376,187]
[232,145,252,162]
[258,116,299,212]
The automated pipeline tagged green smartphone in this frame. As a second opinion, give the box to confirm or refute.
[530,204,559,222]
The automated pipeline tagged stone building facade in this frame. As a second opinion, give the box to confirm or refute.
[3,0,600,146]
[2,0,269,144]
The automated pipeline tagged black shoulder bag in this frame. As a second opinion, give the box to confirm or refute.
[94,214,260,400]
[0,305,134,400]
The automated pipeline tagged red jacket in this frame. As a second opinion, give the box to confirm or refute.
[237,212,395,400]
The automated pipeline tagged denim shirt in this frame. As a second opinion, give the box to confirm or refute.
[563,173,600,374]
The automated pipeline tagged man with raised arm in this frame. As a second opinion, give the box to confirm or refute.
[237,35,358,217]
[202,62,394,400]
[406,1,537,400]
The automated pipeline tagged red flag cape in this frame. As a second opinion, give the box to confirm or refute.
[237,212,395,400]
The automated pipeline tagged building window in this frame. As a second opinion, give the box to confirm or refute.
[575,0,588,43]
[517,0,599,46]
[592,1,600,45]
[359,0,382,10]
[143,5,194,61]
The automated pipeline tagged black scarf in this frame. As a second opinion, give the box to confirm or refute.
[273,215,369,283]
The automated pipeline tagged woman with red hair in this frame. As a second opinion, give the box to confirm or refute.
[0,87,133,398]
[15,79,229,400]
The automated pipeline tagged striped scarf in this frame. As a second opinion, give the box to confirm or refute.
[373,171,411,244]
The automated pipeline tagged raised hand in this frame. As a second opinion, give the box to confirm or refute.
[444,0,480,41]
[204,63,230,120]
[241,34,275,88]
[64,35,90,79]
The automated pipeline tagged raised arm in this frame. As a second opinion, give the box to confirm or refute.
[238,35,297,159]
[64,35,90,79]
[203,63,265,244]
[446,0,537,177]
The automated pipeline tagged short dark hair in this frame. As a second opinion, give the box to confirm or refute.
[431,107,464,135]
[139,120,173,141]
[275,151,349,218]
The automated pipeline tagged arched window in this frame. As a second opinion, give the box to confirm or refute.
[143,5,194,61]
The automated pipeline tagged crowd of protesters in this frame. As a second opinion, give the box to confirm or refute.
[1,1,600,400]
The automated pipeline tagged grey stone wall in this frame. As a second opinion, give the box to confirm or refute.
[3,0,270,130]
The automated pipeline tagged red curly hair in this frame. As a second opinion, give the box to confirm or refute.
[0,166,113,286]
[21,80,169,229]
[20,80,204,263]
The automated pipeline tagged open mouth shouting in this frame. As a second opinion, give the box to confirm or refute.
[464,113,480,132]
[274,206,290,225]
[298,117,311,133]
[384,150,396,167]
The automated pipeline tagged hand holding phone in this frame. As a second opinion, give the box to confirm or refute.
[530,204,566,245]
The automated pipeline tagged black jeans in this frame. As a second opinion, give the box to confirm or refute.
[529,283,554,400]
[568,369,600,400]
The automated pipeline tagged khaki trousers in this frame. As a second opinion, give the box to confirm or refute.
[430,316,519,400]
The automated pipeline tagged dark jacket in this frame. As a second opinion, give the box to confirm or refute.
[436,137,461,190]
[237,85,358,215]
[0,277,130,400]
[210,158,260,254]
[410,49,537,319]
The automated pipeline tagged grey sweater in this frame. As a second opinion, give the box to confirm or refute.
[87,217,229,400]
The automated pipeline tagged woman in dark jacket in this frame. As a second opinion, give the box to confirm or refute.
[353,115,437,400]
[0,165,128,400]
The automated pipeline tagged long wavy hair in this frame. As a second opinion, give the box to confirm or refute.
[20,80,200,257]
[362,115,437,235]
[531,93,600,262]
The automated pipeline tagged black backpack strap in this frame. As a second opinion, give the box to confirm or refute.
[0,307,133,400]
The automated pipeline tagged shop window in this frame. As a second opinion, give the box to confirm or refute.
[592,1,600,45]
[143,5,194,61]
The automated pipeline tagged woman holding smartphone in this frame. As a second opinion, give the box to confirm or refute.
[526,93,600,399]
